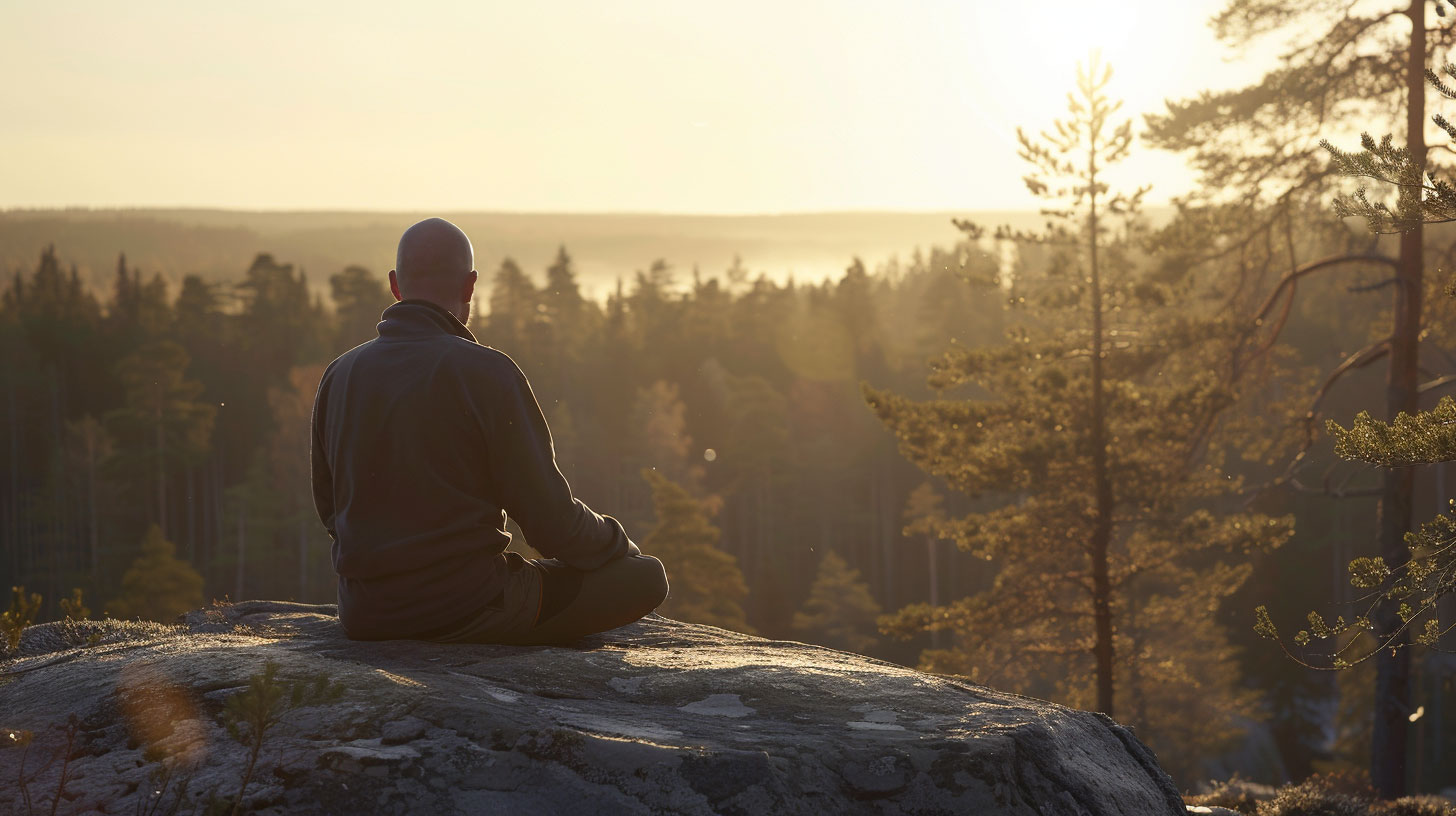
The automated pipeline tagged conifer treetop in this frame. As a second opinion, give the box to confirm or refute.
[1323,52,1456,232]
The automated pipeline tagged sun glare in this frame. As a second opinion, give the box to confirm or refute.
[941,1,1232,206]
[965,3,1164,125]
[0,0,1243,211]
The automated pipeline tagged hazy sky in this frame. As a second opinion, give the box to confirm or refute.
[2,1,1278,213]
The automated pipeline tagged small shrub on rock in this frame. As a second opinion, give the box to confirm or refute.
[57,588,89,621]
[1,586,42,654]
[1382,796,1456,816]
[1186,776,1266,815]
[1256,780,1369,816]
[219,660,345,816]
[1254,773,1388,816]
[1191,775,1455,816]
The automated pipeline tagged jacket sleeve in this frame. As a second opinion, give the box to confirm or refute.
[484,359,635,570]
[311,372,337,541]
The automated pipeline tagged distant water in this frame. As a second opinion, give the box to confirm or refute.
[0,208,1143,299]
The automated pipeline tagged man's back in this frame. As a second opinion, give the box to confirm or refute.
[312,299,630,639]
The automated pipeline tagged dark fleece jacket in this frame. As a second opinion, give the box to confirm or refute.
[311,299,632,640]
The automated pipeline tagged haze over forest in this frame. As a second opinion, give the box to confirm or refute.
[0,208,1070,300]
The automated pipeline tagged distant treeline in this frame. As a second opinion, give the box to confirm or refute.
[0,209,1038,301]
[0,239,1003,644]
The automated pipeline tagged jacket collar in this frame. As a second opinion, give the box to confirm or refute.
[378,299,478,343]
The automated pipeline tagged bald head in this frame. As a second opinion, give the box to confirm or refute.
[389,217,478,324]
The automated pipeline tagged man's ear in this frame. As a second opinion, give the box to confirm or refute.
[388,269,403,302]
[461,270,478,303]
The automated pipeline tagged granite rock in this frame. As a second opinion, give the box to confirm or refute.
[0,600,1185,815]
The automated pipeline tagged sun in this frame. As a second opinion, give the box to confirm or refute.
[1011,5,1136,66]
[946,2,1222,157]
[968,3,1151,104]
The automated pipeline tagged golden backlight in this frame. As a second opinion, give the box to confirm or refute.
[2,1,1270,213]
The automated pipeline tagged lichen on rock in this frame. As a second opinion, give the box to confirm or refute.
[0,600,1185,815]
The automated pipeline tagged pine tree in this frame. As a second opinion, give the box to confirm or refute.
[578,278,641,519]
[106,253,140,346]
[1258,78,1456,655]
[328,265,391,355]
[630,381,701,491]
[7,246,108,426]
[536,246,597,401]
[542,245,590,350]
[864,57,1291,757]
[223,451,283,603]
[544,246,583,311]
[107,524,203,622]
[237,253,327,377]
[684,269,733,366]
[106,341,215,538]
[834,257,888,381]
[902,482,951,649]
[136,272,173,340]
[641,468,752,633]
[62,416,113,588]
[627,259,683,376]
[230,254,330,496]
[1146,4,1448,794]
[173,274,227,386]
[791,550,882,655]
[484,257,539,361]
[17,246,105,378]
[267,365,331,601]
[719,371,792,609]
[1308,42,1456,679]
[1256,390,1456,665]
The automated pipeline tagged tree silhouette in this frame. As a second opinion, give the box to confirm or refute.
[792,550,881,654]
[1147,2,1451,793]
[484,257,540,361]
[268,365,331,601]
[640,468,751,633]
[630,380,701,491]
[108,524,203,622]
[107,341,215,538]
[866,58,1291,743]
[328,265,391,355]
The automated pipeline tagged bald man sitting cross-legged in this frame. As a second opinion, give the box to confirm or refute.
[310,217,668,645]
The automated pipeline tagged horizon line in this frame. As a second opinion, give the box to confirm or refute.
[0,204,1172,218]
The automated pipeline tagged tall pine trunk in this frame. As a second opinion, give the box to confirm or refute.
[8,372,19,586]
[86,427,98,585]
[47,368,63,612]
[186,465,196,562]
[927,534,942,649]
[297,513,308,601]
[155,382,167,539]
[235,500,246,603]
[210,449,224,586]
[878,457,897,612]
[1372,2,1425,797]
[1087,133,1116,718]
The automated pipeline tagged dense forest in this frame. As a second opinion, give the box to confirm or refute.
[3,208,1450,788]
[8,0,1456,801]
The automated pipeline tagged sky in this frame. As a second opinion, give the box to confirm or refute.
[1,1,1280,213]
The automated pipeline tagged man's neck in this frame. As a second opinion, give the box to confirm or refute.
[401,297,462,323]
[395,298,475,341]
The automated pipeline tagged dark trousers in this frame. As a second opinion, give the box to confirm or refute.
[517,553,668,644]
[442,553,668,646]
